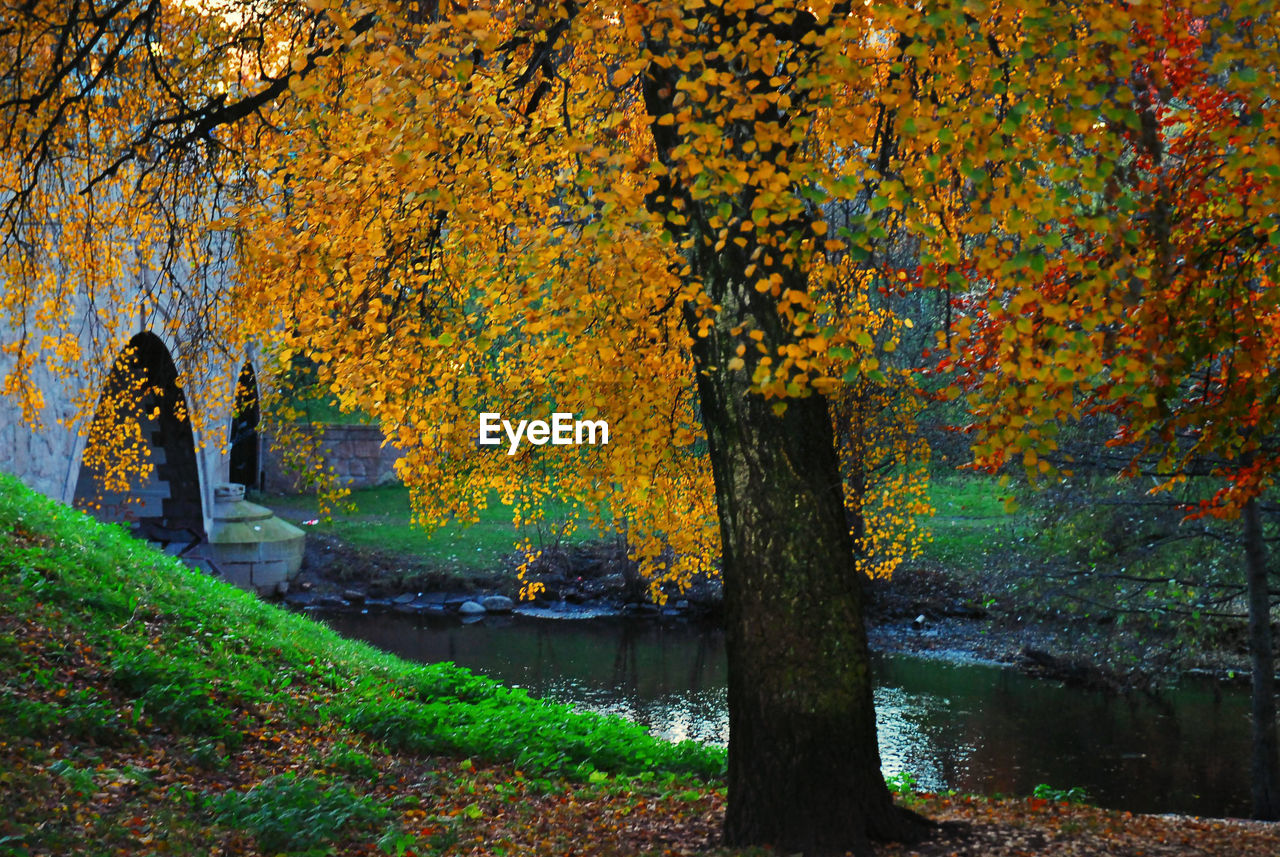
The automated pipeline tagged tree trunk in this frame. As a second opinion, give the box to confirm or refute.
[639,14,927,849]
[688,303,928,856]
[1244,497,1280,819]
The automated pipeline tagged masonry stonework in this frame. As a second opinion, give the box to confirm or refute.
[260,424,402,493]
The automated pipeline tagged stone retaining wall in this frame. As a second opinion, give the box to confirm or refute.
[261,423,401,492]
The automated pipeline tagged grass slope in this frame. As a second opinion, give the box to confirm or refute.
[919,474,1032,571]
[0,475,719,855]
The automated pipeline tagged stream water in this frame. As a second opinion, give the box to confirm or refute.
[321,611,1253,818]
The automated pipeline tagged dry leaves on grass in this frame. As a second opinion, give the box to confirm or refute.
[879,795,1280,857]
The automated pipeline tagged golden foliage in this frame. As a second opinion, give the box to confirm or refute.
[230,0,949,588]
[12,0,1272,579]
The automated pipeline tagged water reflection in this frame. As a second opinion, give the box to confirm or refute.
[323,612,1251,818]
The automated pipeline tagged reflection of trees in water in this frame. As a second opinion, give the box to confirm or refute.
[599,622,724,699]
[930,664,1247,815]
[866,655,1252,816]
[591,622,728,745]
[611,623,639,692]
[532,623,552,688]
[324,614,1252,816]
[687,627,713,691]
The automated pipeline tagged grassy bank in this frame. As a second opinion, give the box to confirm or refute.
[270,474,1025,577]
[264,475,1023,594]
[0,475,717,855]
[919,474,1033,571]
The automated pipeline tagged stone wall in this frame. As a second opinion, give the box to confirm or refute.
[260,423,402,493]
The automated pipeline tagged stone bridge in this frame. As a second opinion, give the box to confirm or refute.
[0,307,303,592]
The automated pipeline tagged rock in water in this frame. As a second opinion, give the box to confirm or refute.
[481,595,514,613]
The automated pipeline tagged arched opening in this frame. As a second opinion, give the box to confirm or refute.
[229,362,261,490]
[73,332,204,551]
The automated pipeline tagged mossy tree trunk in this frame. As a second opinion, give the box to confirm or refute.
[639,12,928,849]
[683,257,927,856]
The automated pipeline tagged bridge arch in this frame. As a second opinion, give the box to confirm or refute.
[71,331,205,547]
[229,362,261,490]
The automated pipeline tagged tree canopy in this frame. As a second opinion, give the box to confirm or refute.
[3,0,1279,849]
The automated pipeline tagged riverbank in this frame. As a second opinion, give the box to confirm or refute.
[263,480,1260,690]
[279,521,1255,692]
[863,563,1255,692]
[3,476,1276,855]
[0,475,719,855]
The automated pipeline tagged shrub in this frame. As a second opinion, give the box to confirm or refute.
[1033,782,1089,804]
[210,773,385,853]
[109,651,240,747]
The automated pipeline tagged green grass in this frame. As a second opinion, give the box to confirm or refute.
[0,474,722,854]
[294,400,372,425]
[920,473,1035,569]
[271,473,1029,582]
[0,474,715,776]
[265,484,607,573]
[209,773,387,853]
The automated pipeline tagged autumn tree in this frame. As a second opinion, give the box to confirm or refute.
[935,6,1280,818]
[2,1,941,850]
[8,0,1278,851]
[240,0,1178,849]
[232,0,971,850]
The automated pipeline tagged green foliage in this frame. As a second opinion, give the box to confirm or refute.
[110,651,241,747]
[55,689,131,744]
[1033,783,1089,804]
[48,759,97,801]
[209,773,386,854]
[0,632,22,663]
[0,688,128,744]
[0,690,58,738]
[0,474,722,781]
[884,771,918,796]
[322,745,379,780]
[189,737,231,771]
[334,667,723,779]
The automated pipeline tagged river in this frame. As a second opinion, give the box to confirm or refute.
[321,611,1252,818]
